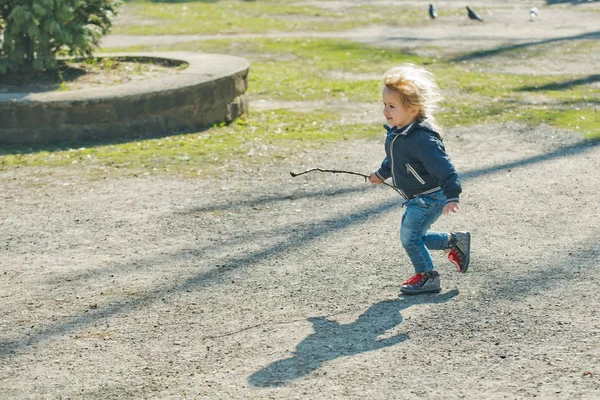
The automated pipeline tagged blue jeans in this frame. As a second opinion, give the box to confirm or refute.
[400,191,450,273]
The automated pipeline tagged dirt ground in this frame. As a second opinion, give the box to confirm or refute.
[0,59,183,94]
[2,1,600,399]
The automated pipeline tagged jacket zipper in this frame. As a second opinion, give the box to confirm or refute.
[389,135,408,199]
[406,163,426,185]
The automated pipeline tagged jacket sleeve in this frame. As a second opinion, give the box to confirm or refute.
[376,157,392,181]
[414,133,462,203]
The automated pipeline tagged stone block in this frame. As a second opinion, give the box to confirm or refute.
[0,52,250,145]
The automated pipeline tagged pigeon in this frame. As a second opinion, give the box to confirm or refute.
[466,6,483,22]
[429,4,437,19]
[529,7,539,19]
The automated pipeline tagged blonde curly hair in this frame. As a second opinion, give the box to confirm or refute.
[383,64,443,130]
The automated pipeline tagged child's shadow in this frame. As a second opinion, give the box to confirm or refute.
[249,289,458,387]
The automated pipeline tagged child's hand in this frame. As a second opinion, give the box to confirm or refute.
[443,202,459,215]
[368,172,383,184]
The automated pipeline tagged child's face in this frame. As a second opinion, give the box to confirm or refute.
[382,87,418,128]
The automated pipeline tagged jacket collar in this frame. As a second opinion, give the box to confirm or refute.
[384,122,415,137]
[384,118,436,137]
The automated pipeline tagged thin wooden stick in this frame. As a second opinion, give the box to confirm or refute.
[289,168,397,189]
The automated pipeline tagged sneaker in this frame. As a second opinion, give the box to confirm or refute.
[448,231,471,273]
[400,271,441,295]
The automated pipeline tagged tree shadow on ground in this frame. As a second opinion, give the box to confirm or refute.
[248,290,459,387]
[0,126,212,157]
[180,185,369,214]
[0,64,87,93]
[0,195,402,358]
[36,137,599,294]
[546,0,600,4]
[450,31,600,62]
[184,138,600,215]
[500,242,600,302]
[517,74,600,92]
[0,138,598,359]
[460,138,599,181]
[123,0,254,3]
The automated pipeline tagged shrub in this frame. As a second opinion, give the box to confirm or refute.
[0,0,121,74]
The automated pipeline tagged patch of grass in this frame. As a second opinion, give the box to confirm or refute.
[114,1,422,35]
[105,37,427,101]
[109,37,427,69]
[107,38,599,117]
[0,110,380,175]
[515,108,600,139]
[249,39,429,101]
[434,66,562,97]
[105,1,599,137]
[438,103,512,128]
[7,32,598,177]
[250,61,378,101]
[451,36,600,64]
[431,65,600,136]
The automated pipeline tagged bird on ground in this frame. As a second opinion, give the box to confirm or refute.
[429,4,437,19]
[529,7,539,20]
[466,6,483,22]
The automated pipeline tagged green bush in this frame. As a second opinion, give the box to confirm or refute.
[0,0,121,73]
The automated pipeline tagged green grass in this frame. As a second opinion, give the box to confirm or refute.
[114,1,422,35]
[111,37,427,70]
[247,39,426,101]
[3,4,599,175]
[515,108,599,139]
[106,38,427,102]
[430,66,600,138]
[0,110,381,175]
[108,37,600,138]
[250,61,375,101]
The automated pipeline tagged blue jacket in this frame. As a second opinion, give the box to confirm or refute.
[375,119,461,203]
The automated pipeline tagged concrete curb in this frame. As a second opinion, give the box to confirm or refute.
[0,52,249,145]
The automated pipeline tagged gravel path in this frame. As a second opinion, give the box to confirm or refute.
[103,1,600,75]
[2,1,600,398]
[2,123,599,399]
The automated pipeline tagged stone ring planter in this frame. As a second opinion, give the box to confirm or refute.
[0,52,249,145]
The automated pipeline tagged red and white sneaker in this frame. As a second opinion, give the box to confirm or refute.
[400,271,441,295]
[448,231,471,273]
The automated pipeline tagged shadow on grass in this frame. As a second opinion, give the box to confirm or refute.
[0,65,87,93]
[123,0,255,3]
[451,31,600,62]
[517,74,600,92]
[0,125,212,157]
[546,0,600,4]
[555,99,600,108]
[249,290,458,387]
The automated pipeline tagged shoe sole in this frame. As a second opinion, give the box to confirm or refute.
[461,232,471,273]
[400,287,442,295]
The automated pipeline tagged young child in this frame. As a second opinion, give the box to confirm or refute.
[368,64,471,295]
